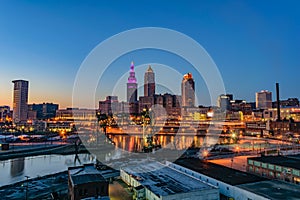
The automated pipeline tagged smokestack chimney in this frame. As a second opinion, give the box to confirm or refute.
[276,83,281,121]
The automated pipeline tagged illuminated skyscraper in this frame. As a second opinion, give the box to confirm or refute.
[181,73,195,107]
[127,61,138,103]
[12,80,29,123]
[144,65,155,97]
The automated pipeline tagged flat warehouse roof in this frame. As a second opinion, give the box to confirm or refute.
[238,180,300,200]
[175,158,266,185]
[69,164,106,186]
[122,161,217,197]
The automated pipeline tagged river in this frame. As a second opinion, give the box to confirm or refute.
[0,134,277,187]
[0,153,94,187]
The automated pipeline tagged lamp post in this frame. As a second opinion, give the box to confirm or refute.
[235,146,240,155]
[142,108,147,151]
[25,175,30,200]
[96,111,101,144]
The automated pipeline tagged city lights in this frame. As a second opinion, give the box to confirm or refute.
[0,1,299,199]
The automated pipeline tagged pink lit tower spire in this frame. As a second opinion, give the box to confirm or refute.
[127,61,138,103]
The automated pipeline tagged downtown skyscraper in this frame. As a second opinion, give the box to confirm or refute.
[181,73,195,107]
[127,61,138,103]
[12,80,29,123]
[144,65,155,97]
[256,90,272,109]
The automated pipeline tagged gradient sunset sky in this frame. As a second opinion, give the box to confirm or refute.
[1,0,299,108]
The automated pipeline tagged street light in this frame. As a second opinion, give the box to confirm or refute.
[235,146,240,154]
[141,108,148,150]
[25,175,30,200]
[202,150,208,160]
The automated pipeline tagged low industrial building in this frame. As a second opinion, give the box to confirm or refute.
[121,161,219,200]
[68,164,109,200]
[238,179,300,200]
[174,158,300,200]
[247,155,300,184]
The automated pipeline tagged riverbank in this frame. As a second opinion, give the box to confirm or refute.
[0,168,131,200]
[0,143,89,161]
[0,171,132,200]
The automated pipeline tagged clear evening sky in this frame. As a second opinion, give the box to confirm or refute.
[0,0,299,108]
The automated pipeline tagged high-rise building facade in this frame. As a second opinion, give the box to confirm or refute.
[181,73,195,107]
[12,80,29,123]
[217,94,232,111]
[28,103,59,120]
[256,90,272,109]
[127,62,138,103]
[139,93,181,117]
[139,96,155,112]
[99,96,119,115]
[144,65,155,97]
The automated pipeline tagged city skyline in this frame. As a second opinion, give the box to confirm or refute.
[2,63,300,109]
[2,2,300,200]
[1,1,300,108]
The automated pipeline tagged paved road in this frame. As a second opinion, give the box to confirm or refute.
[209,155,257,172]
[0,143,88,161]
[109,180,133,200]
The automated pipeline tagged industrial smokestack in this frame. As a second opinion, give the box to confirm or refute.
[276,83,281,121]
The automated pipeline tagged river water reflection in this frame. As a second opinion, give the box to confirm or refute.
[0,154,94,187]
[109,134,229,152]
[0,134,270,187]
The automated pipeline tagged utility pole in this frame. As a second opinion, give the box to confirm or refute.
[25,175,29,200]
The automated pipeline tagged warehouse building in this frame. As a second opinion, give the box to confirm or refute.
[174,158,300,200]
[247,155,300,184]
[121,161,219,200]
[68,164,109,200]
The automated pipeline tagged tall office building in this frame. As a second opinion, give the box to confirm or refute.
[256,90,272,109]
[127,61,138,103]
[217,94,231,111]
[144,65,155,97]
[12,80,29,123]
[181,73,195,107]
[99,96,119,115]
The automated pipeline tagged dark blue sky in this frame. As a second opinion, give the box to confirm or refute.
[0,0,299,108]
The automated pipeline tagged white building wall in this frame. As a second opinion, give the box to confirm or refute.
[120,170,141,188]
[162,189,219,200]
